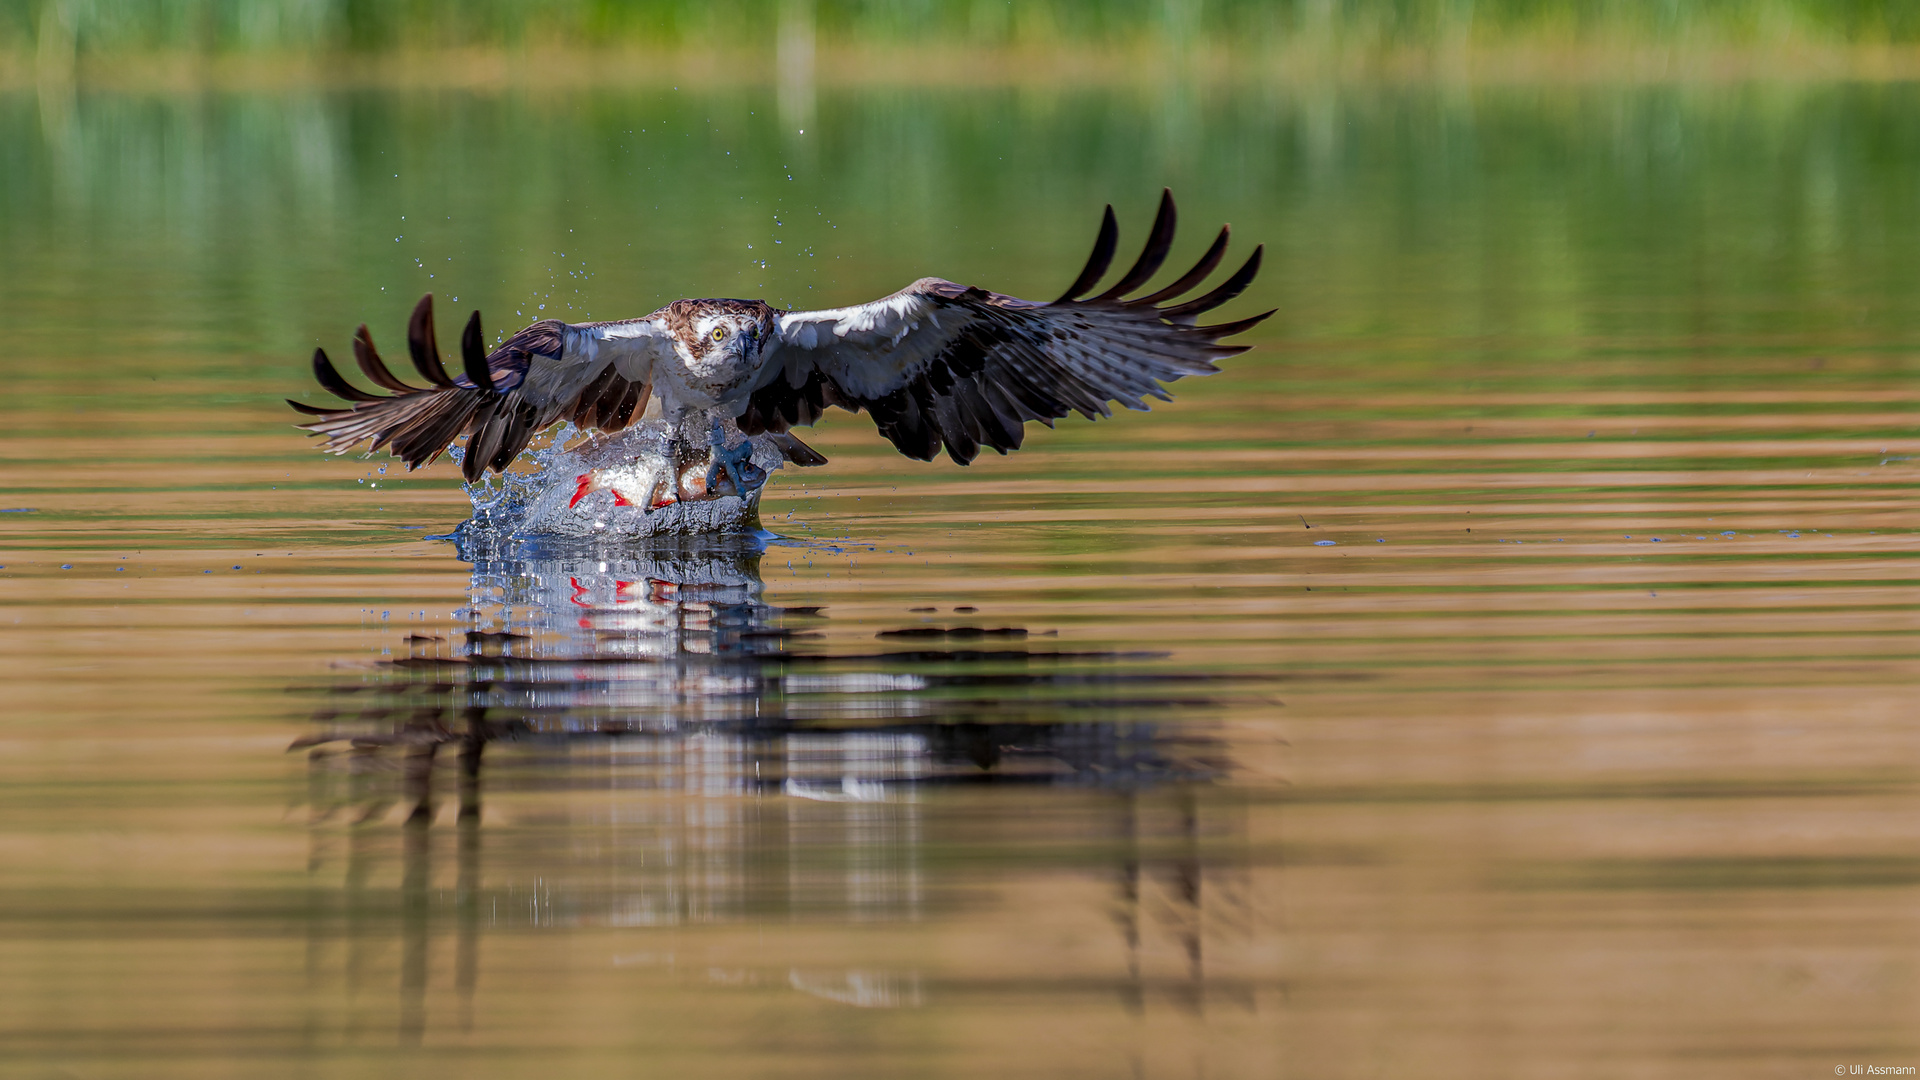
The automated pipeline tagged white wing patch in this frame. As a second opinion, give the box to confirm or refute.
[583,317,673,385]
[775,281,972,399]
[779,286,935,345]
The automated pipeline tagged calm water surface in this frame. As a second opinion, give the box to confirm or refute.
[1,79,1917,1078]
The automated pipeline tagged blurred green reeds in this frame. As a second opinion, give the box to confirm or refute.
[8,1,1920,86]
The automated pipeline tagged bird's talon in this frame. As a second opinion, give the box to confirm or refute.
[704,418,757,498]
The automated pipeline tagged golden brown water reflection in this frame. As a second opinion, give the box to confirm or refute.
[2,80,1918,1078]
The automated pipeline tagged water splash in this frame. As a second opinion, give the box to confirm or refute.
[452,418,788,543]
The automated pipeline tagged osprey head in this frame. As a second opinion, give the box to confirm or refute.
[669,298,778,374]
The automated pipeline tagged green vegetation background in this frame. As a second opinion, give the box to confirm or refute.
[4,0,1920,58]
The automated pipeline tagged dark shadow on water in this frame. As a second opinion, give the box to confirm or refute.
[293,533,1260,1041]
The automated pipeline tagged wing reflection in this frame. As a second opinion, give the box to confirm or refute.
[302,535,1232,797]
[293,535,1240,1042]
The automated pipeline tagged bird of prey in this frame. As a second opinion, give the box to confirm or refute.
[291,190,1270,508]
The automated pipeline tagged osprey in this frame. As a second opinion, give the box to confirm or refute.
[291,191,1270,507]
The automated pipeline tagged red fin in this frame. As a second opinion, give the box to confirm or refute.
[569,473,594,509]
[613,492,633,507]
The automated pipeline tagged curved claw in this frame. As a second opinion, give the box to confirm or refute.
[706,418,757,497]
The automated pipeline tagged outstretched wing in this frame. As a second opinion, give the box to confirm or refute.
[737,190,1271,464]
[289,295,668,482]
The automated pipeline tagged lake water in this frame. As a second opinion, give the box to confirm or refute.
[1,78,1917,1078]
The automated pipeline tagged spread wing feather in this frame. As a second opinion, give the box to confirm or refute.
[289,295,664,482]
[289,192,1266,480]
[740,190,1272,464]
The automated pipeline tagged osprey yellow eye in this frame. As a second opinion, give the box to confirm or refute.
[711,327,726,342]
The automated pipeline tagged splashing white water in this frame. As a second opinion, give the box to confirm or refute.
[453,418,786,540]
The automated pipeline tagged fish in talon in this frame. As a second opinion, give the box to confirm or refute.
[672,459,708,503]
[567,473,613,509]
[564,442,769,516]
[568,465,655,509]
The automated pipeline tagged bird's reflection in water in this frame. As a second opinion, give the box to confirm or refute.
[295,534,1242,1043]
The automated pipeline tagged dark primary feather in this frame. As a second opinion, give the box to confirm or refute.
[1093,189,1177,301]
[1054,205,1119,304]
[293,300,581,481]
[744,189,1273,466]
[352,325,423,393]
[406,295,457,389]
[311,348,380,402]
[460,311,496,393]
[1133,224,1229,306]
[1161,245,1263,325]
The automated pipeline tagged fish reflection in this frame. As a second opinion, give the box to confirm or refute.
[294,535,1238,1041]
